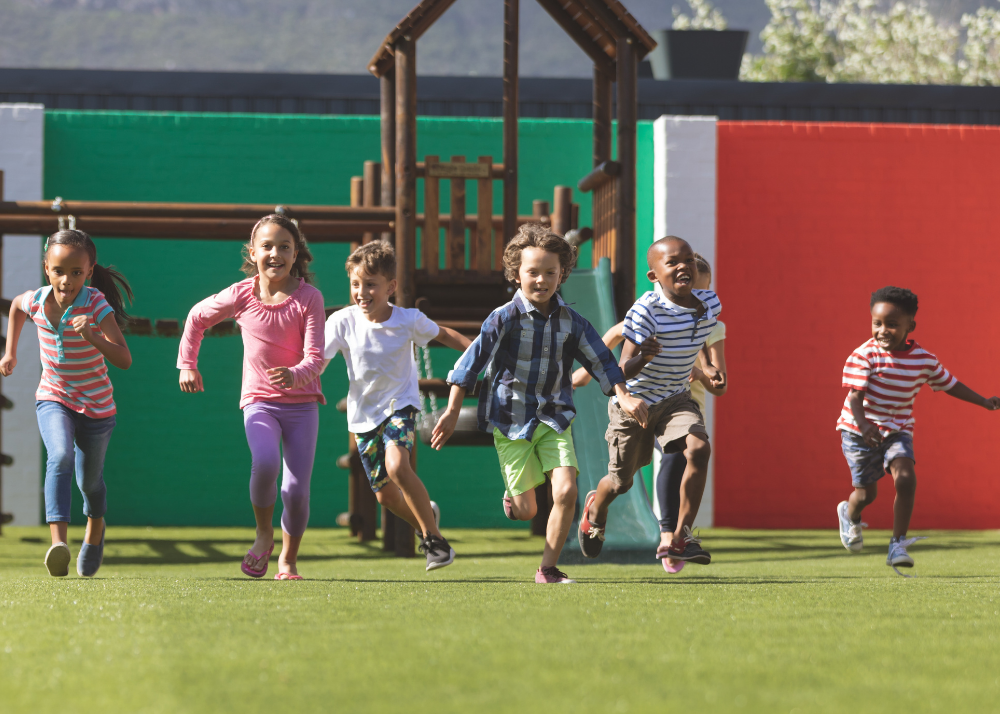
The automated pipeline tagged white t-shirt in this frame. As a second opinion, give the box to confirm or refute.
[324,305,440,433]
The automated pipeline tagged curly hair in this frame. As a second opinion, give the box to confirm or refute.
[502,223,577,284]
[871,286,918,316]
[241,214,314,284]
[345,240,396,280]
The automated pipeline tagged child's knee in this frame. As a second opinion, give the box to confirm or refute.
[891,461,916,494]
[551,478,577,506]
[607,472,634,496]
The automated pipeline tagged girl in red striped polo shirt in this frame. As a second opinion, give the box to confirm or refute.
[1,230,133,578]
[836,286,1000,573]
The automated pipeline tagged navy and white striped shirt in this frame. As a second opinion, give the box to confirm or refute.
[622,288,722,405]
[447,289,626,441]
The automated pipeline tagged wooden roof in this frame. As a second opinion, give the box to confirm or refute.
[368,0,656,78]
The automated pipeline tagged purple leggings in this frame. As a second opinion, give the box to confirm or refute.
[243,401,319,537]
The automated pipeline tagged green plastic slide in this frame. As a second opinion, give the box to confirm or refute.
[559,258,660,558]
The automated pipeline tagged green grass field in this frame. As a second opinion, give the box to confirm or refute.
[1,526,998,714]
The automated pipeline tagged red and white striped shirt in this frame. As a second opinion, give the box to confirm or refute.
[836,338,956,437]
[22,286,116,419]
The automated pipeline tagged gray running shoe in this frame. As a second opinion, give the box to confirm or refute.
[420,534,455,571]
[838,501,865,553]
[44,543,71,577]
[887,536,925,572]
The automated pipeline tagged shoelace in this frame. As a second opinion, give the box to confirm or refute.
[542,566,569,580]
[849,521,868,539]
[682,525,702,545]
[890,536,927,578]
[419,537,441,555]
[587,525,606,542]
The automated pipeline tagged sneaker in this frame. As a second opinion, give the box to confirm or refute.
[420,534,455,571]
[577,490,605,559]
[502,495,515,521]
[665,525,711,565]
[887,536,923,569]
[535,566,575,584]
[44,543,71,577]
[430,500,441,531]
[77,525,106,577]
[837,501,866,553]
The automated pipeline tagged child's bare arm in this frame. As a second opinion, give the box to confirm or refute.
[0,291,31,376]
[435,325,473,352]
[945,381,1000,410]
[848,389,881,446]
[602,321,626,350]
[431,384,467,450]
[619,336,661,380]
[702,339,727,395]
[74,313,132,370]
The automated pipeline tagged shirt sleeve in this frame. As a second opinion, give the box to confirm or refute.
[20,290,34,314]
[621,300,654,345]
[842,346,872,392]
[573,319,625,396]
[447,308,509,390]
[287,288,326,390]
[925,353,958,392]
[323,311,346,359]
[177,284,239,370]
[90,290,114,326]
[409,309,442,347]
[706,320,726,346]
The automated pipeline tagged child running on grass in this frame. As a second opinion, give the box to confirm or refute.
[178,214,325,581]
[323,241,470,571]
[578,236,724,565]
[836,286,999,573]
[432,224,648,584]
[1,230,133,577]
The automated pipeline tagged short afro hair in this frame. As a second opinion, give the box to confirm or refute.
[871,286,918,316]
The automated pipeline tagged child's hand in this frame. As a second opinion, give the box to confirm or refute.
[179,369,204,393]
[430,407,461,450]
[703,364,727,389]
[0,353,15,377]
[71,315,94,341]
[572,367,593,389]
[690,366,705,384]
[859,421,882,448]
[638,336,661,364]
[619,393,649,429]
[267,366,293,389]
[985,396,1000,411]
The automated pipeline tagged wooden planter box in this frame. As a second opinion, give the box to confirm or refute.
[649,29,749,80]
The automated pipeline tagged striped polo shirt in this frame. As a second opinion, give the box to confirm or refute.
[22,286,117,418]
[621,288,722,405]
[837,338,956,437]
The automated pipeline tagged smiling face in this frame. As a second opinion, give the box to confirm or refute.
[350,267,395,321]
[248,223,298,284]
[44,244,93,307]
[647,239,697,303]
[871,301,915,351]
[515,246,563,312]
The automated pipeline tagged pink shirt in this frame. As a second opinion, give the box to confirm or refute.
[177,277,326,409]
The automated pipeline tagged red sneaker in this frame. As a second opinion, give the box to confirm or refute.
[577,490,605,559]
[535,566,576,584]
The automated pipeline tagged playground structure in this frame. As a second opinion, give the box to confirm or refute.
[0,0,656,546]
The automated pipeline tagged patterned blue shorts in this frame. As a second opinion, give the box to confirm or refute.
[353,406,418,493]
[840,430,915,487]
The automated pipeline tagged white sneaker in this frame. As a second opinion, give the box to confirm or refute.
[44,543,71,577]
[837,501,865,553]
[887,536,924,569]
[430,501,441,531]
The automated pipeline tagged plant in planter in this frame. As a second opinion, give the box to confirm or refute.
[647,0,748,80]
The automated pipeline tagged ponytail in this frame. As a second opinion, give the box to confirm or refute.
[44,230,134,327]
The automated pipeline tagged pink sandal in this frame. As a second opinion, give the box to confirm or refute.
[240,543,274,578]
[274,572,303,581]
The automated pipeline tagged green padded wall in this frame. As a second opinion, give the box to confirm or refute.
[41,111,654,528]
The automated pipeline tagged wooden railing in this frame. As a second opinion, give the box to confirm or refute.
[578,160,620,271]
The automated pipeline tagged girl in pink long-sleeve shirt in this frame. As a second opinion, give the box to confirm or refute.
[178,214,325,580]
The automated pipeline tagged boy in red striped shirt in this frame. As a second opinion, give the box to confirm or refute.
[836,286,1000,572]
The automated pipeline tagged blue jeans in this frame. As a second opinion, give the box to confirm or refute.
[37,400,116,523]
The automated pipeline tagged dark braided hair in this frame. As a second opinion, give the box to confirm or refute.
[44,230,133,326]
[871,286,918,316]
[241,214,314,284]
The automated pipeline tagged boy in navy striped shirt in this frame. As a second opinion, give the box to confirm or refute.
[579,236,724,564]
[433,224,648,583]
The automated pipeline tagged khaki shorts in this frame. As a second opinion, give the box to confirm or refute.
[606,391,708,490]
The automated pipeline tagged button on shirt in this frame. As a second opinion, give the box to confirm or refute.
[447,289,626,441]
[622,288,722,405]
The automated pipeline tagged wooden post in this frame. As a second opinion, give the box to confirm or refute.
[423,156,440,274]
[502,0,519,248]
[348,435,377,542]
[615,37,638,320]
[551,186,572,237]
[448,156,467,270]
[395,37,417,309]
[476,156,493,274]
[532,200,549,223]
[349,176,364,254]
[362,161,381,244]
[380,71,396,243]
[593,66,613,168]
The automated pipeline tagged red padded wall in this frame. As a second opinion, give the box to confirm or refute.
[715,121,1000,529]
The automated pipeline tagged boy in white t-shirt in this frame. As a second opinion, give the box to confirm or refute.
[324,241,471,570]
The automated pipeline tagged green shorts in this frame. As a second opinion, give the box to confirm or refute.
[493,423,579,497]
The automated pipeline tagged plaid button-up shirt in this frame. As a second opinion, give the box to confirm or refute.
[447,289,625,441]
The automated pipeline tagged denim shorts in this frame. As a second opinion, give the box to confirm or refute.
[840,429,915,487]
[353,406,418,493]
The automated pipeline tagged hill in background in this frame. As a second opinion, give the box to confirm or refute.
[0,0,994,77]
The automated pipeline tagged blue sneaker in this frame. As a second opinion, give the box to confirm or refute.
[837,501,865,553]
[887,536,925,574]
[77,525,105,577]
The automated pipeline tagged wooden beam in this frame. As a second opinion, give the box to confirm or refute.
[350,175,364,253]
[380,71,396,242]
[367,0,460,78]
[476,156,493,274]
[423,156,440,275]
[416,162,504,179]
[425,162,492,179]
[503,0,519,251]
[362,161,381,244]
[551,186,572,237]
[3,200,395,221]
[395,36,418,309]
[533,0,615,74]
[448,156,467,270]
[593,65,613,167]
[615,37,638,320]
[577,160,620,193]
